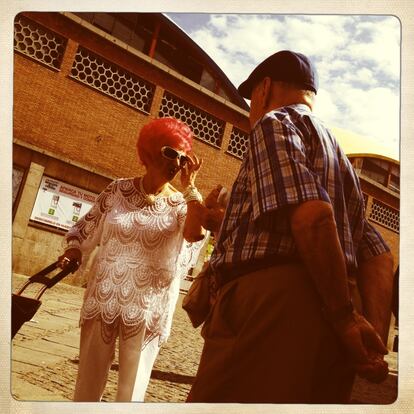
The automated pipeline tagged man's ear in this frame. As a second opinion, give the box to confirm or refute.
[262,77,273,108]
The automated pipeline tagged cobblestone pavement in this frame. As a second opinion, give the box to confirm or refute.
[11,274,397,404]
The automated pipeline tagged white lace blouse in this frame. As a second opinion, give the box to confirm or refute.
[65,178,205,345]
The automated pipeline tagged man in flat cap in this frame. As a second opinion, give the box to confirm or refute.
[187,50,394,403]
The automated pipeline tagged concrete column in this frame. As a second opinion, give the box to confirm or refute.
[13,162,44,240]
[354,157,363,174]
[60,38,79,77]
[365,194,374,218]
[220,121,233,153]
[149,85,165,119]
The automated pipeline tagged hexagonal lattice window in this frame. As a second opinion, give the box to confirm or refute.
[70,47,155,113]
[227,127,249,159]
[14,15,66,69]
[158,92,225,148]
[369,199,399,233]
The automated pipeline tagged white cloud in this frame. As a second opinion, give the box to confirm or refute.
[344,87,399,147]
[337,66,378,87]
[348,18,400,80]
[176,13,400,153]
[312,88,341,122]
[315,84,399,149]
[354,67,377,85]
[281,16,350,56]
[203,14,286,61]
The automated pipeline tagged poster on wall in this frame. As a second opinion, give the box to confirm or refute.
[30,175,98,231]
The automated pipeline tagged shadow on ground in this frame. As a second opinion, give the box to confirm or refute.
[150,369,195,385]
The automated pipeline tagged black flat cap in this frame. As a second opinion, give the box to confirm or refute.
[238,50,319,98]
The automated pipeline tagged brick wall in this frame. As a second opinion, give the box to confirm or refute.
[21,12,250,131]
[369,222,399,272]
[12,12,249,279]
[13,48,241,196]
[13,12,248,197]
[13,49,149,180]
[12,12,399,283]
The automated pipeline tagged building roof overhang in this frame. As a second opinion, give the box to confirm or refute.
[331,127,399,164]
[161,13,249,111]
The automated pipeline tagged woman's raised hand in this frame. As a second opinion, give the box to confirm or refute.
[181,153,203,188]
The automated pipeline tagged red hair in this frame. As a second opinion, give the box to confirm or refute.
[137,118,193,165]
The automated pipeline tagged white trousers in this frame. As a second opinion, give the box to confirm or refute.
[73,317,160,402]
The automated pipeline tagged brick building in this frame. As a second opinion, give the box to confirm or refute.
[333,127,400,270]
[12,11,399,290]
[12,11,251,283]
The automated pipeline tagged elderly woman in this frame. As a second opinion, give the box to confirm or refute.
[58,118,206,402]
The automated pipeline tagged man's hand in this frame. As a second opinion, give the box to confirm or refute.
[204,185,223,209]
[203,208,225,233]
[202,185,227,233]
[333,312,389,383]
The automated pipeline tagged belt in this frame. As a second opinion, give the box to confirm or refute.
[214,255,300,288]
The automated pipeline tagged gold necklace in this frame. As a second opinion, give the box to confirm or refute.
[138,177,168,205]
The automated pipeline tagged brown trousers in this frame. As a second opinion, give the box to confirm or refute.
[187,263,355,403]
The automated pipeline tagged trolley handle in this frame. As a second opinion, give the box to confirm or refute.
[16,260,79,299]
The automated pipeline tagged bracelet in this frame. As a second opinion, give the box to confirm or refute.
[65,238,81,250]
[323,300,354,324]
[183,185,203,203]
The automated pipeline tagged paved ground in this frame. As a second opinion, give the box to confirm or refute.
[11,274,398,404]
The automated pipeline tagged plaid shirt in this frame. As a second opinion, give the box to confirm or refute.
[210,104,389,276]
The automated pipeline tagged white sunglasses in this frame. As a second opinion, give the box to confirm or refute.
[161,146,189,167]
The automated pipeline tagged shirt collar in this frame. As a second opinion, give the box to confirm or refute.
[252,103,312,130]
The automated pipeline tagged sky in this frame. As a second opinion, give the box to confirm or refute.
[167,13,400,157]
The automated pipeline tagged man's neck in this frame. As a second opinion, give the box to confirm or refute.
[269,94,313,112]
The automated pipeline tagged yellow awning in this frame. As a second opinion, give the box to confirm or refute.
[331,127,399,164]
